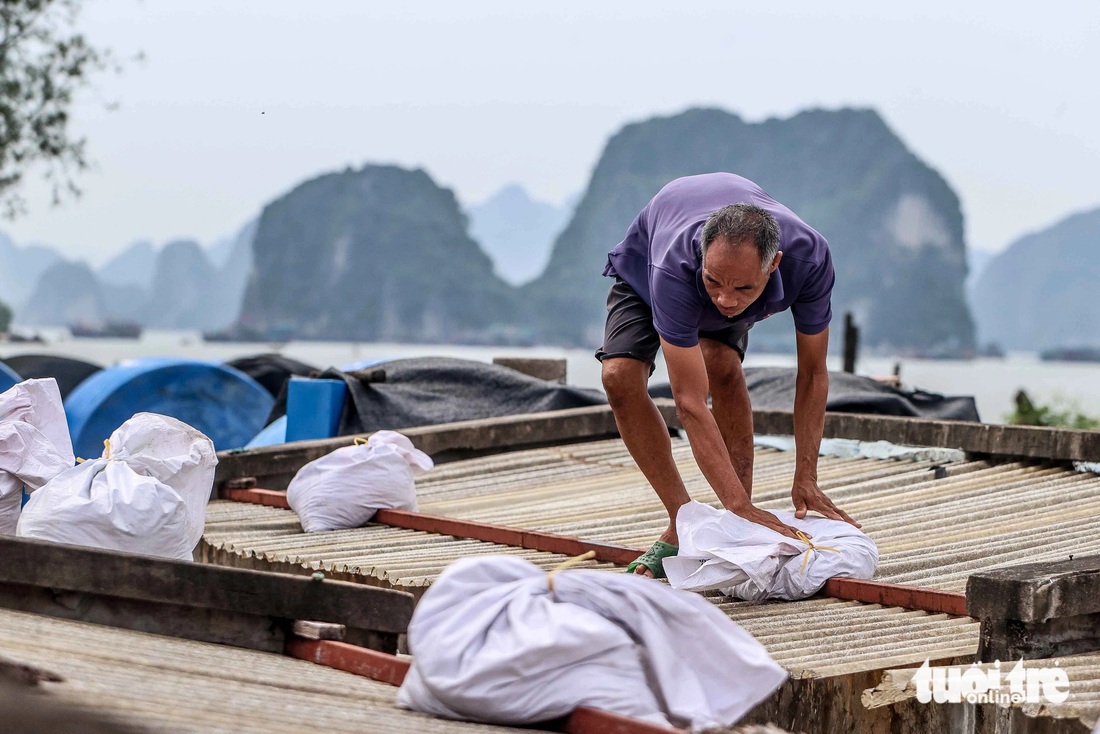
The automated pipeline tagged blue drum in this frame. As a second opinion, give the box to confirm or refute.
[65,358,274,458]
[0,361,21,393]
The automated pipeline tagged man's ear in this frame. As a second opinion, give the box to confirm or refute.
[769,250,783,274]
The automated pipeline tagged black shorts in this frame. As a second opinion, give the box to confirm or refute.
[594,278,750,370]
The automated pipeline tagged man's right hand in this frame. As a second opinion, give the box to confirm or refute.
[730,503,806,540]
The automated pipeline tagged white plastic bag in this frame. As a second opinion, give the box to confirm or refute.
[287,430,432,532]
[16,412,216,560]
[396,555,787,730]
[664,500,878,601]
[0,379,75,534]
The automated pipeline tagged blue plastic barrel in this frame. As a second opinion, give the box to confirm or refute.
[285,377,347,442]
[64,358,274,458]
[245,414,288,448]
[0,362,21,393]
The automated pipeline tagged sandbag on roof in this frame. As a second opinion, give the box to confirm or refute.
[664,501,879,601]
[397,554,786,730]
[17,412,216,560]
[287,430,431,532]
[0,378,75,534]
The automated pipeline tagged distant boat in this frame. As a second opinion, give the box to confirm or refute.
[0,331,46,344]
[1040,346,1100,363]
[69,321,143,339]
[202,323,294,344]
[897,346,977,361]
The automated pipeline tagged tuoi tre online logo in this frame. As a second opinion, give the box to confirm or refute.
[913,660,1070,705]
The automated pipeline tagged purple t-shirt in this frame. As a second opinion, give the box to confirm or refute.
[603,173,834,348]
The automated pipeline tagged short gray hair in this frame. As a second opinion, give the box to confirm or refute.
[700,203,780,272]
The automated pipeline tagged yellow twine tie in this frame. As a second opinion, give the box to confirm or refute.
[547,550,596,593]
[795,530,840,575]
[353,437,369,446]
[79,438,112,464]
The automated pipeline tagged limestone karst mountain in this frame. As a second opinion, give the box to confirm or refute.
[971,206,1100,352]
[237,165,518,343]
[522,107,975,353]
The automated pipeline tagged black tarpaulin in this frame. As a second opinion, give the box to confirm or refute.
[651,367,980,422]
[303,357,607,436]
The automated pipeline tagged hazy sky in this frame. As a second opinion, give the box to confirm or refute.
[4,2,1098,264]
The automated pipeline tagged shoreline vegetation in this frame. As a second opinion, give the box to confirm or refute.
[1008,390,1100,430]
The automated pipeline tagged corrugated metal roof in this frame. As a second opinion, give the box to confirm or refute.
[203,502,619,590]
[0,607,541,734]
[203,505,982,678]
[197,433,1100,730]
[715,597,977,678]
[408,439,1100,593]
[410,442,961,544]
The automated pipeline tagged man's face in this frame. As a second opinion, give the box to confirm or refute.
[701,237,781,317]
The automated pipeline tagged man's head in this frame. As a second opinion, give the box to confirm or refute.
[699,203,782,317]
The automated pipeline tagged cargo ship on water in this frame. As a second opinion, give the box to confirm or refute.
[68,320,143,339]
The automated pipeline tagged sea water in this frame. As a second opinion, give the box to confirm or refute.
[3,328,1099,425]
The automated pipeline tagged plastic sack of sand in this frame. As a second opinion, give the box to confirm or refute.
[286,430,432,532]
[16,412,216,561]
[664,500,878,601]
[396,555,786,730]
[0,379,76,535]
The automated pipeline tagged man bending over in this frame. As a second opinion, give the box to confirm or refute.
[597,173,859,578]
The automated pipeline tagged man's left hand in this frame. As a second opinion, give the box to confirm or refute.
[792,478,861,528]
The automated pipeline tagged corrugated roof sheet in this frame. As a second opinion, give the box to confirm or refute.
[0,607,541,734]
[204,500,979,678]
[408,439,1100,593]
[203,436,1100,685]
[203,502,619,590]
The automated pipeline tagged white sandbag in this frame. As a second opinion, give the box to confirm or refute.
[664,500,878,601]
[287,430,432,532]
[396,555,786,730]
[0,379,75,534]
[16,412,216,560]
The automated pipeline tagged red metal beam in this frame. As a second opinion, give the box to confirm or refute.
[220,487,639,564]
[286,638,409,686]
[223,487,969,617]
[222,487,291,509]
[285,638,685,734]
[823,578,967,617]
[563,707,683,734]
[373,509,642,565]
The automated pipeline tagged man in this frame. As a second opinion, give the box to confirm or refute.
[597,172,859,578]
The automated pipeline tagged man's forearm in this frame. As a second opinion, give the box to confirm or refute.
[793,367,828,482]
[677,400,752,511]
[710,373,755,497]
